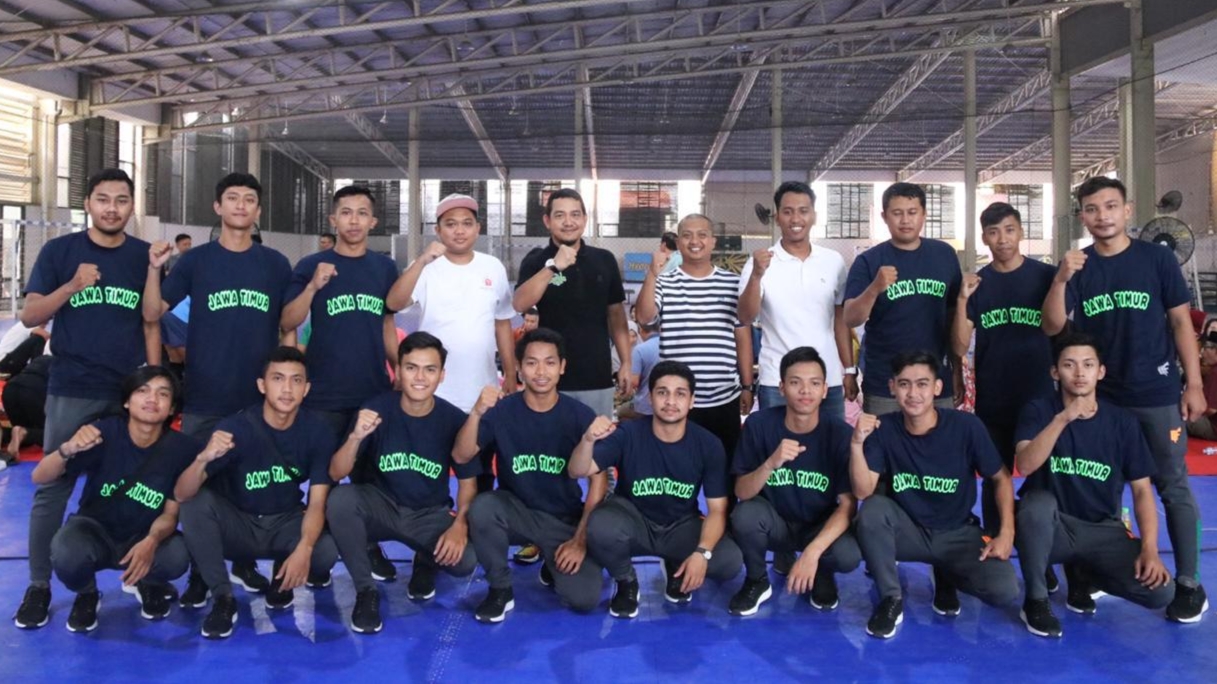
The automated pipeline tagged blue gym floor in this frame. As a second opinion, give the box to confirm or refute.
[0,469,1213,683]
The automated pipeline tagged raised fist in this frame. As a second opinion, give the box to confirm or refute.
[872,266,898,293]
[852,413,881,445]
[1055,250,1087,284]
[61,424,103,458]
[751,249,774,278]
[149,242,172,269]
[350,409,381,441]
[70,264,101,294]
[554,244,578,271]
[199,430,235,463]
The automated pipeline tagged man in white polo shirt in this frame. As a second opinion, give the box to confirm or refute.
[738,181,856,420]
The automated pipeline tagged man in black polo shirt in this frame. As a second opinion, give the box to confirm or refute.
[513,188,631,418]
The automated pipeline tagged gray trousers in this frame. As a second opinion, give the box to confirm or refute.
[178,488,338,598]
[27,394,122,585]
[1015,489,1175,607]
[586,496,743,584]
[730,496,861,582]
[862,394,955,415]
[561,388,615,417]
[1125,404,1202,586]
[50,515,189,593]
[326,484,476,592]
[856,494,1018,605]
[468,490,604,612]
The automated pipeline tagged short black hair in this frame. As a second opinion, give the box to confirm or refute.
[215,172,262,204]
[85,168,134,198]
[320,232,336,243]
[1076,176,1127,206]
[524,307,539,317]
[774,181,816,208]
[332,184,376,208]
[398,331,447,367]
[1053,331,1104,365]
[515,327,566,363]
[780,346,826,382]
[261,345,308,377]
[121,366,181,425]
[882,182,926,211]
[890,350,939,377]
[648,360,696,395]
[661,232,678,251]
[979,202,1021,229]
[174,233,192,244]
[545,188,587,217]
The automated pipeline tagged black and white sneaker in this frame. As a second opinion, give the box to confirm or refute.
[306,569,332,589]
[230,561,270,594]
[13,585,51,629]
[1167,583,1209,624]
[538,563,554,588]
[350,589,382,634]
[475,587,515,623]
[201,594,238,639]
[125,582,172,620]
[1021,598,1063,638]
[406,566,437,601]
[1045,566,1060,594]
[369,544,397,582]
[728,577,772,616]
[609,578,640,619]
[931,568,961,617]
[866,597,904,639]
[180,570,210,609]
[809,572,840,611]
[66,591,101,634]
[1066,583,1097,615]
[661,559,692,604]
[265,563,294,610]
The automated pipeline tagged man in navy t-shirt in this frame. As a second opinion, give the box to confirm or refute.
[728,347,860,617]
[174,347,338,639]
[844,182,963,415]
[144,173,292,439]
[326,332,480,634]
[572,360,744,619]
[456,328,607,623]
[1013,332,1173,638]
[1043,177,1208,623]
[953,202,1056,534]
[851,351,1018,639]
[15,169,157,630]
[31,367,197,633]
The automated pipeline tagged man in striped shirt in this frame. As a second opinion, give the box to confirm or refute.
[636,214,754,498]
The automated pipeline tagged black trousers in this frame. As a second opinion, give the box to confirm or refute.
[51,515,188,593]
[730,496,861,582]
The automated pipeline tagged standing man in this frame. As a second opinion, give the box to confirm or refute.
[952,202,1056,534]
[14,168,158,630]
[572,361,743,618]
[739,182,856,419]
[164,233,192,275]
[513,188,631,417]
[636,213,754,474]
[844,182,963,414]
[1043,177,1208,623]
[620,319,661,420]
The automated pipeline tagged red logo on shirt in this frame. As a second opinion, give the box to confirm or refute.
[485,278,492,286]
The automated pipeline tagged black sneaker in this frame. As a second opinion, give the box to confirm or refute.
[201,594,238,639]
[13,585,51,629]
[1167,583,1209,624]
[662,559,692,604]
[1066,583,1097,615]
[932,568,961,617]
[609,578,640,619]
[773,550,796,576]
[127,582,172,620]
[809,571,840,611]
[265,562,294,610]
[1045,566,1060,594]
[512,543,542,565]
[1021,598,1063,638]
[230,561,270,594]
[475,587,515,623]
[180,570,209,609]
[66,591,100,634]
[369,544,397,582]
[306,568,332,589]
[539,563,554,588]
[728,577,772,616]
[350,588,382,634]
[866,597,904,639]
[406,565,437,601]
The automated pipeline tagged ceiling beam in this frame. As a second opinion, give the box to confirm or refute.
[451,85,508,182]
[702,58,764,184]
[1072,110,1217,185]
[266,139,331,181]
[340,104,410,176]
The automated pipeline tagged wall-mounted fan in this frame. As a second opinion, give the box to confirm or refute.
[1139,190,1201,306]
[754,203,771,227]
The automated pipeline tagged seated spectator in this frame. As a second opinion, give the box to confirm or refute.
[1186,331,1217,440]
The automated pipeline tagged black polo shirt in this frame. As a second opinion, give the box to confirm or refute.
[517,239,625,391]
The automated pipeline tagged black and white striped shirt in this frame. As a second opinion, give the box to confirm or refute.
[653,267,742,408]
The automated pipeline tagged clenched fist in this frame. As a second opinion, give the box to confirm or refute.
[751,249,774,278]
[149,242,172,269]
[554,244,578,271]
[310,262,337,291]
[766,438,806,470]
[69,264,101,295]
[583,415,617,443]
[1055,250,1087,284]
[349,409,382,441]
[852,413,881,445]
[198,430,235,463]
[650,248,670,276]
[473,385,502,417]
[60,424,103,459]
[871,266,898,294]
[959,273,981,300]
[422,241,448,265]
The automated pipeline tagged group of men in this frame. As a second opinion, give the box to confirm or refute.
[8,166,1208,642]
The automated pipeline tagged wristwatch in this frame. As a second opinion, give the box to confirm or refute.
[696,546,713,561]
[544,258,561,273]
[843,366,858,376]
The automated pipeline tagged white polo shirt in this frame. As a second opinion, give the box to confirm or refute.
[738,240,847,388]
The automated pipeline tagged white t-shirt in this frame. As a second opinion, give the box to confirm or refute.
[738,240,847,388]
[411,251,515,411]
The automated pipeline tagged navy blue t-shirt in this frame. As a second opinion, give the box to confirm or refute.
[162,241,292,416]
[594,419,727,526]
[1064,240,1191,407]
[355,392,479,509]
[287,251,399,411]
[732,408,852,524]
[845,239,962,399]
[1015,397,1156,524]
[965,259,1056,422]
[25,232,150,400]
[67,417,199,543]
[476,393,595,520]
[863,408,1003,530]
[204,405,337,516]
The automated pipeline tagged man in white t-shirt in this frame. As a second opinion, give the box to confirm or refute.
[738,181,857,421]
[387,193,517,416]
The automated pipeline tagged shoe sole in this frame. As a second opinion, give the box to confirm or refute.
[609,605,639,619]
[1168,598,1210,624]
[512,555,541,565]
[350,620,383,634]
[407,588,436,601]
[66,595,100,634]
[1066,602,1096,615]
[475,600,515,623]
[932,604,961,617]
[810,595,839,611]
[1020,610,1063,638]
[201,613,237,640]
[121,584,170,621]
[730,585,773,617]
[371,571,397,582]
[179,593,210,609]
[13,616,50,629]
[266,598,295,610]
[865,611,903,639]
[229,573,269,595]
[307,579,333,589]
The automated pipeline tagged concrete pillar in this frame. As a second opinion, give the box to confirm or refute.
[574,89,584,182]
[503,174,513,278]
[247,138,261,179]
[771,69,783,242]
[1128,0,1156,228]
[963,50,978,272]
[407,108,421,262]
[1050,16,1073,261]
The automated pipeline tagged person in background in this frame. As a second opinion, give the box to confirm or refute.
[164,233,192,276]
[318,233,336,251]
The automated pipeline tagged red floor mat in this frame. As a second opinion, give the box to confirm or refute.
[1188,438,1217,475]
